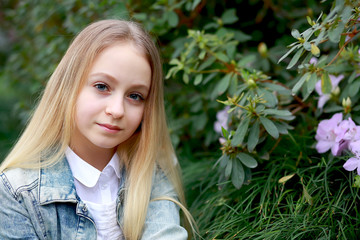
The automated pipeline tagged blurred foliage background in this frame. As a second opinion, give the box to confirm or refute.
[0,0,331,161]
[1,0,360,239]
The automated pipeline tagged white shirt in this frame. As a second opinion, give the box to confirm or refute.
[65,147,123,239]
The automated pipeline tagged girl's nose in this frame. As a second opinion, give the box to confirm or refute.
[105,97,125,119]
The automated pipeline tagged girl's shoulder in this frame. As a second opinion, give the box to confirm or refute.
[0,167,39,198]
[150,165,177,199]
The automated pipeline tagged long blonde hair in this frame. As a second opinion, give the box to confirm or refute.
[1,19,195,239]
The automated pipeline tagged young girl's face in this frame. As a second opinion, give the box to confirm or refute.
[71,42,151,156]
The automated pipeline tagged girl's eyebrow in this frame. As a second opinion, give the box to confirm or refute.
[89,72,150,92]
[89,72,118,83]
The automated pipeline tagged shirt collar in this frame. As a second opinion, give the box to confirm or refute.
[65,147,121,188]
[39,157,77,204]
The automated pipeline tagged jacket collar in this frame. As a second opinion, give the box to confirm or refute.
[39,157,78,205]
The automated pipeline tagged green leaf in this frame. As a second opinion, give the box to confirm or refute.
[340,5,353,22]
[315,29,325,45]
[216,52,229,62]
[303,42,311,51]
[167,11,179,27]
[231,159,244,189]
[215,73,232,95]
[232,116,250,146]
[306,16,313,26]
[255,104,265,113]
[191,0,201,10]
[304,73,318,100]
[221,9,238,24]
[225,158,233,178]
[237,152,258,168]
[272,114,295,121]
[169,58,181,66]
[214,154,229,168]
[354,175,360,188]
[278,44,299,63]
[262,82,291,94]
[198,56,216,71]
[165,66,179,79]
[348,70,358,83]
[274,122,289,134]
[328,21,345,43]
[199,50,206,60]
[287,48,303,69]
[321,72,332,94]
[247,120,259,152]
[222,126,229,139]
[238,54,256,67]
[292,72,310,94]
[256,88,277,108]
[230,31,249,43]
[291,29,301,39]
[183,73,189,84]
[263,109,292,117]
[339,32,346,47]
[260,116,279,139]
[348,81,360,97]
[194,74,203,85]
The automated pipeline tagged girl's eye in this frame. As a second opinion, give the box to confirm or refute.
[94,83,109,92]
[129,93,144,101]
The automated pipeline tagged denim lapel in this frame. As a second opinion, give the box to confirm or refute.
[39,157,78,205]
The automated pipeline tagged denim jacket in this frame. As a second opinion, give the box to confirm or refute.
[0,158,188,240]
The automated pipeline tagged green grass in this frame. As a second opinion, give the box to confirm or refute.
[182,134,360,240]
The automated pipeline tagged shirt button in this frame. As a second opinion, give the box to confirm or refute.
[101,184,108,190]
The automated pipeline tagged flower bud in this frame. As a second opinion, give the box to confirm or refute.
[258,42,268,58]
[342,97,352,113]
[247,78,257,88]
[342,97,351,108]
[311,43,320,56]
[332,86,340,96]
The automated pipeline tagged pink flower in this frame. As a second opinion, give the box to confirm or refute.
[309,57,318,65]
[214,106,230,134]
[219,137,226,144]
[343,156,360,175]
[343,140,360,175]
[315,113,344,155]
[349,140,360,156]
[334,118,360,142]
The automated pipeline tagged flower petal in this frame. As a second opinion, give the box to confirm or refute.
[350,140,360,156]
[318,95,330,109]
[343,157,359,171]
[330,113,343,124]
[329,74,344,88]
[331,143,341,156]
[316,140,333,153]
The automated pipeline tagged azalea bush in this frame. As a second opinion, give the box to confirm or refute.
[167,0,360,190]
[282,0,360,186]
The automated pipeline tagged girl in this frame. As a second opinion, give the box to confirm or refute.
[0,19,195,239]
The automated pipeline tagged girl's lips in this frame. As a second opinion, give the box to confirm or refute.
[97,123,121,132]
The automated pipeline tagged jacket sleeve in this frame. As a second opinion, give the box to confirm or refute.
[141,169,188,240]
[0,173,40,240]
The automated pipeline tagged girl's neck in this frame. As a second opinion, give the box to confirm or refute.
[70,145,116,171]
